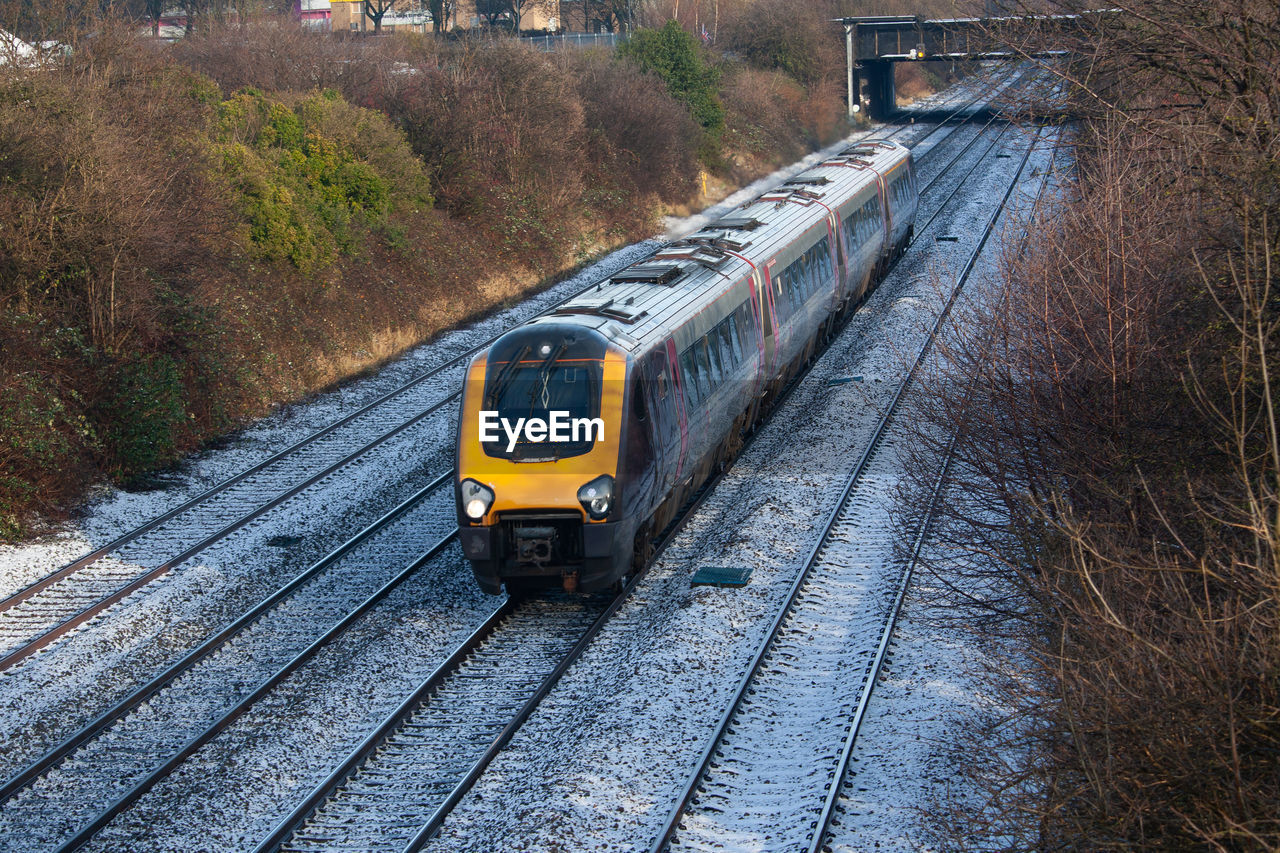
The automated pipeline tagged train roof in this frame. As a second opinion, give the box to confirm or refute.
[522,139,913,358]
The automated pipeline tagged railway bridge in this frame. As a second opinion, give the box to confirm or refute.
[841,10,1116,118]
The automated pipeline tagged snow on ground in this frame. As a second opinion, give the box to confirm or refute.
[830,126,1067,853]
[421,114,1049,853]
[0,66,1050,852]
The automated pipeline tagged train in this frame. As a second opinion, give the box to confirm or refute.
[455,138,918,595]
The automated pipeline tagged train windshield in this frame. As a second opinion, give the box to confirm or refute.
[481,328,606,462]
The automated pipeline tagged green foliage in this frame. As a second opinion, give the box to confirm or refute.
[214,88,427,274]
[618,21,724,137]
[0,370,91,539]
[0,315,98,539]
[96,352,188,479]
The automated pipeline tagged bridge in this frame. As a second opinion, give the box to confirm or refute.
[839,11,1115,118]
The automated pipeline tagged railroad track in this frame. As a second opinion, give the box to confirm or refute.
[0,244,666,675]
[648,125,1057,853]
[0,62,1016,684]
[0,473,459,837]
[246,92,1032,853]
[0,72,1031,853]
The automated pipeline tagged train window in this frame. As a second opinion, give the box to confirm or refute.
[773,272,790,325]
[696,338,715,396]
[712,331,728,383]
[716,322,734,372]
[657,369,668,400]
[723,317,741,365]
[733,304,752,353]
[483,356,602,461]
[702,335,721,388]
[817,237,833,284]
[680,349,701,409]
[633,381,648,421]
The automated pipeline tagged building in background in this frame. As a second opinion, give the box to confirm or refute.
[452,0,561,32]
[295,0,333,29]
[331,0,432,32]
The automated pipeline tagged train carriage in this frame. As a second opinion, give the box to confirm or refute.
[455,139,917,595]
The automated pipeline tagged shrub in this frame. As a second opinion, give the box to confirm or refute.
[0,319,97,538]
[719,0,842,87]
[897,0,1280,844]
[374,40,586,267]
[720,67,809,163]
[172,17,403,95]
[95,352,188,479]
[214,87,427,273]
[565,52,700,204]
[617,20,724,138]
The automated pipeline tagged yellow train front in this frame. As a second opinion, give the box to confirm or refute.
[455,321,643,595]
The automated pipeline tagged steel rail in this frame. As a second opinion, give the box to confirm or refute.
[648,122,1043,853]
[335,107,1022,853]
[256,470,721,853]
[0,86,983,677]
[812,126,1061,853]
[0,250,665,619]
[5,72,1026,852]
[51,520,476,853]
[246,108,999,843]
[0,395,455,673]
[0,469,453,805]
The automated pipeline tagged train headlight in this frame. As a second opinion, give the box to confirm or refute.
[460,479,494,521]
[577,475,614,521]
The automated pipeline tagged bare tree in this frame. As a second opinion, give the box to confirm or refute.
[363,0,396,32]
[474,0,510,27]
[895,0,1280,847]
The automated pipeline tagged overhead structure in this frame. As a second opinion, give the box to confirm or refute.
[838,10,1119,119]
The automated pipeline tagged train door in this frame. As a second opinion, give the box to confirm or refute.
[827,215,845,307]
[624,360,658,514]
[664,338,690,483]
[759,263,778,379]
[827,213,846,305]
[873,172,892,267]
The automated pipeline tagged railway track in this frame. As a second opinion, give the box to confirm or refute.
[647,125,1056,853]
[246,93,1031,853]
[0,72,1033,853]
[0,473,459,833]
[0,242,674,675]
[0,63,1016,685]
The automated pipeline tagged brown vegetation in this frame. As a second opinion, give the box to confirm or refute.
[902,0,1280,848]
[0,11,862,539]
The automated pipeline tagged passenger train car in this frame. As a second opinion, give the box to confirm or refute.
[455,139,918,595]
